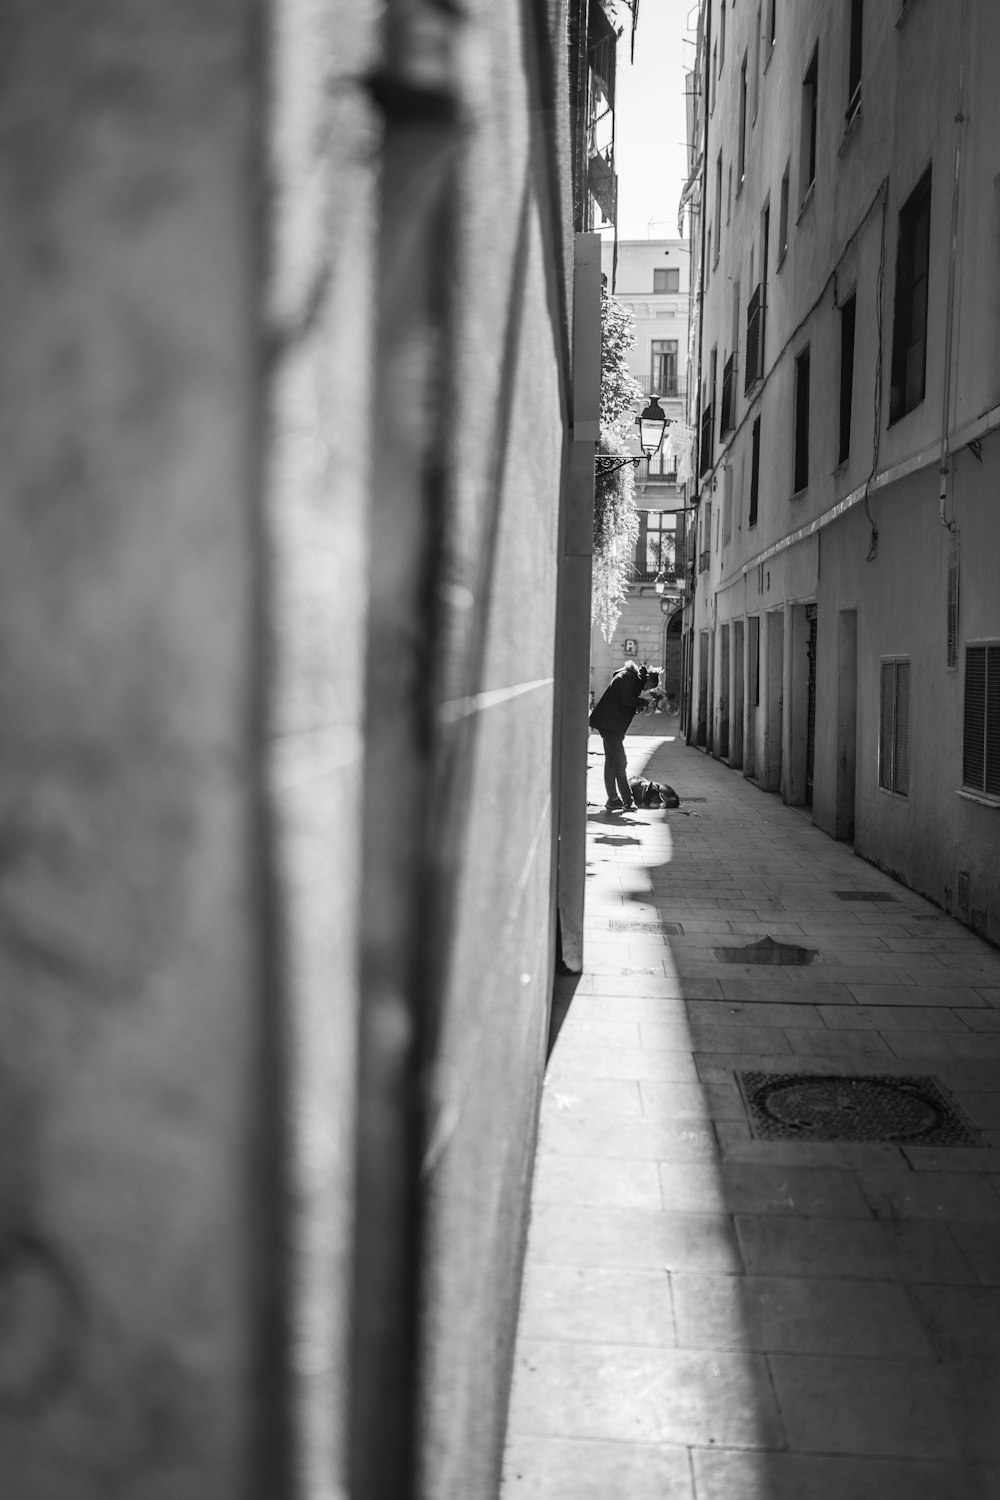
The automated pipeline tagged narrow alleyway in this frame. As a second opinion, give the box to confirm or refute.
[502,726,1000,1499]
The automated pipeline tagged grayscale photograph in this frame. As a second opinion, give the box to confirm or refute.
[2,1,999,1497]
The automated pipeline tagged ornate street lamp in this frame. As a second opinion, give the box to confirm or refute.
[595,395,670,475]
[637,395,669,459]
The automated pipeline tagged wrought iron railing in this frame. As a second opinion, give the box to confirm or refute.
[637,376,685,398]
[644,455,679,482]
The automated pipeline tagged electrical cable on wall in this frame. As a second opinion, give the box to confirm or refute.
[864,180,888,562]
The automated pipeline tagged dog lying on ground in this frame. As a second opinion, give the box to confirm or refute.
[628,778,680,808]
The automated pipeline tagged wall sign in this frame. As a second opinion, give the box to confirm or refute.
[623,638,638,655]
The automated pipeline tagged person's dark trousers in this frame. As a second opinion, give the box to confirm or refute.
[600,732,630,803]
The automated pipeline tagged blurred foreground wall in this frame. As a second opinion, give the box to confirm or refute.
[0,0,593,1496]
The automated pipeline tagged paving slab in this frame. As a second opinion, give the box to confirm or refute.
[671,1272,935,1358]
[502,734,1000,1498]
[691,1449,998,1500]
[503,1436,695,1500]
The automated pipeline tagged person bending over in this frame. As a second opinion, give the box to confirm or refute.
[589,661,648,812]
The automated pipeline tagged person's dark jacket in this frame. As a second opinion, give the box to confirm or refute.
[589,662,648,737]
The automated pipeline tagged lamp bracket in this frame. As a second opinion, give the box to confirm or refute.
[595,455,642,475]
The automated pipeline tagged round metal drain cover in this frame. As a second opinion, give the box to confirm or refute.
[761,1077,938,1140]
[739,1072,982,1145]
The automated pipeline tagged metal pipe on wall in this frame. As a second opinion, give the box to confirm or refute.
[350,4,464,1494]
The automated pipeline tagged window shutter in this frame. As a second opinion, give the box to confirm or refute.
[987,647,1000,796]
[879,661,894,790]
[894,661,910,796]
[964,646,986,791]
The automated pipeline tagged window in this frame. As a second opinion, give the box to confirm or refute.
[838,291,857,463]
[963,645,1000,797]
[879,658,910,796]
[750,615,760,706]
[793,344,810,492]
[738,53,748,182]
[711,42,717,112]
[745,282,765,391]
[778,161,790,260]
[847,0,863,123]
[753,4,762,118]
[723,463,733,543]
[890,168,932,424]
[749,415,761,526]
[651,339,678,396]
[653,267,680,293]
[767,0,776,47]
[699,352,716,475]
[760,201,770,357]
[643,511,674,574]
[727,163,733,222]
[800,47,818,204]
[719,0,726,70]
[714,154,723,262]
[720,351,737,435]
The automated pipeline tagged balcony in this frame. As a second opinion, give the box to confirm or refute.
[699,402,714,476]
[643,454,679,484]
[719,352,737,436]
[744,283,765,393]
[631,568,674,585]
[638,376,684,399]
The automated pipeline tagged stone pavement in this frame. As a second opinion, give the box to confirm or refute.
[501,727,1000,1500]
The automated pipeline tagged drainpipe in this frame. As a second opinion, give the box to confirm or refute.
[939,0,970,528]
[351,4,463,1497]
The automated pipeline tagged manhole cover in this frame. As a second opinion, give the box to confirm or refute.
[834,890,897,902]
[609,920,684,934]
[738,1073,982,1145]
[714,936,816,966]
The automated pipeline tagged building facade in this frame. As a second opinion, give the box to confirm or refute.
[0,2,609,1498]
[687,0,1000,942]
[591,239,691,703]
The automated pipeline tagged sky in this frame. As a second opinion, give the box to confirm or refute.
[606,0,700,241]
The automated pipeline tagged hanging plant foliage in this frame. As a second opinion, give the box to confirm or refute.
[592,288,643,642]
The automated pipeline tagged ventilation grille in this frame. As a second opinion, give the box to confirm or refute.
[964,644,1000,797]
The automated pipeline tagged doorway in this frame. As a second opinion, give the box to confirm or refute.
[805,603,818,805]
[719,624,730,760]
[786,602,814,806]
[765,610,784,792]
[747,615,760,779]
[697,631,709,747]
[706,629,716,755]
[732,619,745,769]
[835,609,858,840]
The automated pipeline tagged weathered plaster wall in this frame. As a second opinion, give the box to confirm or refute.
[0,5,276,1494]
[414,0,574,1485]
[0,0,583,1492]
